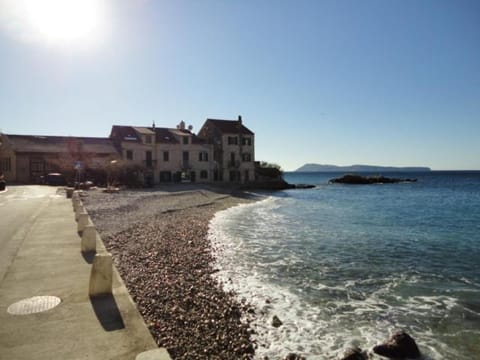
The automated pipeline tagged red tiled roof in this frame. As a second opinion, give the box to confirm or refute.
[154,127,179,144]
[110,125,141,142]
[110,125,206,145]
[174,129,206,144]
[204,119,254,135]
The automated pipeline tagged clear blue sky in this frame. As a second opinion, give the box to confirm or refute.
[1,0,479,171]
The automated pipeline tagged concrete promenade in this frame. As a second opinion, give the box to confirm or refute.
[0,188,169,360]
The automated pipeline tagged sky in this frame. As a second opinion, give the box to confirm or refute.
[0,0,479,171]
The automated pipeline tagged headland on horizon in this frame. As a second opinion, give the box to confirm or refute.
[295,163,432,172]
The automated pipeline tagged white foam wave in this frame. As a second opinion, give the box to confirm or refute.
[459,277,480,288]
[208,197,476,360]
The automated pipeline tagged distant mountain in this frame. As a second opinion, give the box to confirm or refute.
[295,164,432,172]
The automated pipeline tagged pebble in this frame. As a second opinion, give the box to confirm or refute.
[83,188,256,359]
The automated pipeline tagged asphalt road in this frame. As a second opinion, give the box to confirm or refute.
[0,185,62,282]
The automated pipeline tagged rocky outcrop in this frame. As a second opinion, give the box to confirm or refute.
[243,181,315,190]
[373,330,421,359]
[330,174,417,185]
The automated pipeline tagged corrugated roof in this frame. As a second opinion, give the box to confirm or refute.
[204,119,254,135]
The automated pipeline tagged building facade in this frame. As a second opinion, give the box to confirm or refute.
[198,116,255,184]
[0,116,256,186]
[110,121,214,185]
[0,133,119,184]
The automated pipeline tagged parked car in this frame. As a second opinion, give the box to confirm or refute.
[45,173,66,186]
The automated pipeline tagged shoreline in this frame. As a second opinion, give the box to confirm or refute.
[82,187,261,359]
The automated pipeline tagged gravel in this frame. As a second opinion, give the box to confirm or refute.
[82,186,259,360]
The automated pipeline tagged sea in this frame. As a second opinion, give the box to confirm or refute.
[209,171,480,360]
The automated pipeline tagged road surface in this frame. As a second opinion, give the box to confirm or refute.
[0,185,62,282]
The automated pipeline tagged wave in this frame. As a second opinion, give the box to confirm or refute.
[208,195,480,359]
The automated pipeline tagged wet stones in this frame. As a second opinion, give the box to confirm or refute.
[271,315,283,328]
[338,330,421,360]
[284,353,306,360]
[373,330,421,359]
[340,347,368,360]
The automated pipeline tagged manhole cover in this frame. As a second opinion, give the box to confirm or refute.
[7,296,61,315]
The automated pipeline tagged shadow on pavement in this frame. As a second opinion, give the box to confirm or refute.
[90,294,125,331]
[81,251,96,264]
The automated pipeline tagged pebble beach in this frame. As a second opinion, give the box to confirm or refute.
[82,186,260,359]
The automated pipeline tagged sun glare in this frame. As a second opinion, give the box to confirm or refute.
[1,0,106,46]
[28,0,99,42]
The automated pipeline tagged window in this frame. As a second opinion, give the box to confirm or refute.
[183,136,189,145]
[198,151,209,162]
[200,170,208,179]
[183,151,189,168]
[30,158,44,172]
[145,135,152,144]
[146,151,152,167]
[242,137,252,146]
[244,170,250,182]
[228,136,238,145]
[0,157,11,172]
[163,151,169,162]
[242,153,251,162]
[126,150,133,160]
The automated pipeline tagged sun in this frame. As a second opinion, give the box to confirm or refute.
[27,0,101,43]
[1,0,106,45]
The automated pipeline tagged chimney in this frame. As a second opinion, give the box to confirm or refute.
[238,115,242,124]
[152,121,155,130]
[179,120,186,130]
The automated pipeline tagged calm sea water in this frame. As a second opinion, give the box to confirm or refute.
[209,171,480,359]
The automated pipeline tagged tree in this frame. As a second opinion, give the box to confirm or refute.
[255,161,283,180]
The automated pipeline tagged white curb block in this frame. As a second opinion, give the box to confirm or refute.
[81,224,97,253]
[89,253,113,297]
[75,203,84,222]
[77,211,90,234]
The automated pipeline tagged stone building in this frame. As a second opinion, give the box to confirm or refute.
[198,116,255,184]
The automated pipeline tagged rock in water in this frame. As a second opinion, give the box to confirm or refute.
[284,353,306,360]
[272,315,283,328]
[329,174,417,185]
[373,330,421,359]
[340,347,367,360]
